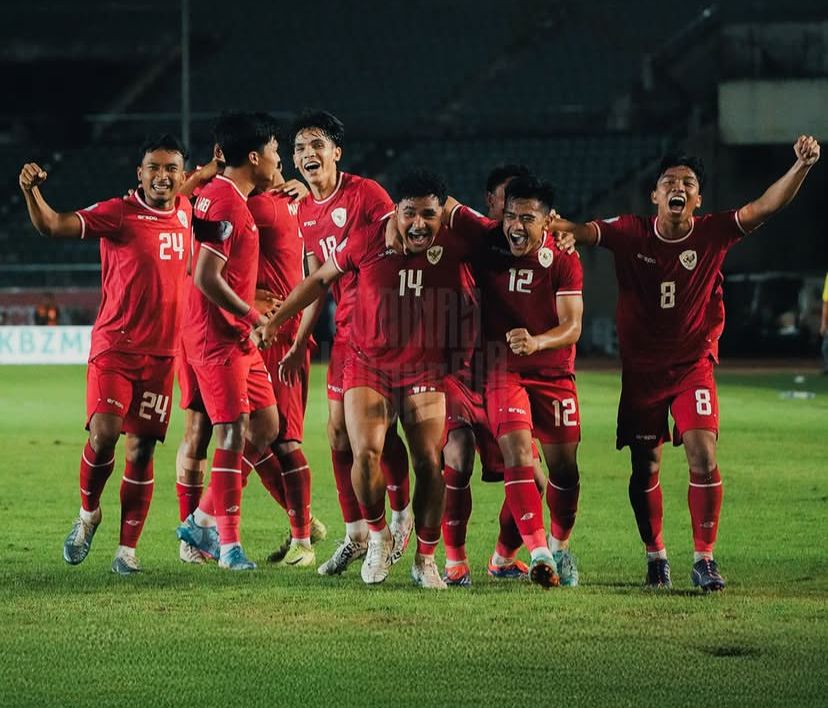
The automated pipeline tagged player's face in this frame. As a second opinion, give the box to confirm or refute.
[252,137,280,189]
[397,196,443,253]
[502,197,549,256]
[651,166,702,221]
[137,149,185,209]
[293,129,341,185]
[486,177,516,221]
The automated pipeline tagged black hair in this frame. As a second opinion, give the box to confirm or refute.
[290,109,345,149]
[138,133,188,165]
[486,164,531,194]
[394,169,447,205]
[655,153,706,192]
[504,175,556,213]
[213,112,279,167]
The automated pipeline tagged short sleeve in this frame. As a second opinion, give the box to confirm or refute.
[199,196,248,261]
[75,197,125,240]
[332,222,371,273]
[707,210,747,248]
[450,205,493,240]
[589,214,641,253]
[555,251,584,295]
[359,179,394,224]
[247,194,278,232]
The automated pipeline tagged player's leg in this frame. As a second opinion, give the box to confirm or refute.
[542,442,580,587]
[344,386,393,585]
[63,411,121,565]
[486,376,557,588]
[382,422,412,557]
[64,354,131,566]
[400,390,447,590]
[112,434,156,574]
[618,369,672,588]
[442,426,475,586]
[175,409,212,563]
[672,361,725,591]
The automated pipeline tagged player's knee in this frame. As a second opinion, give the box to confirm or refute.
[411,451,442,481]
[215,421,245,452]
[687,451,718,479]
[444,430,475,475]
[327,420,350,450]
[88,421,120,454]
[352,446,381,475]
[126,438,156,466]
[549,460,579,489]
[186,415,212,456]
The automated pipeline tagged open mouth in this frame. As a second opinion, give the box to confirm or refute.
[407,230,431,248]
[151,182,171,193]
[668,194,686,213]
[302,160,321,174]
[509,231,528,249]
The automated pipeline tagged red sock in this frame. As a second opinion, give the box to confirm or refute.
[546,477,580,542]
[358,497,387,532]
[279,449,312,539]
[119,459,154,548]
[495,498,523,558]
[209,449,243,545]
[504,465,547,551]
[332,449,362,523]
[79,441,115,512]
[688,466,723,554]
[176,481,203,521]
[243,442,287,509]
[442,466,472,562]
[381,432,410,512]
[198,485,214,516]
[416,525,440,557]
[628,470,665,552]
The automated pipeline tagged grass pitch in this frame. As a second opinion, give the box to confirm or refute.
[0,363,826,707]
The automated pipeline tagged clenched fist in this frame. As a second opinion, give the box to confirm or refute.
[19,163,48,191]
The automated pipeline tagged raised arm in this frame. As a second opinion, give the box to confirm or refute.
[549,216,598,247]
[19,163,82,238]
[506,294,583,356]
[737,135,820,233]
[260,257,343,349]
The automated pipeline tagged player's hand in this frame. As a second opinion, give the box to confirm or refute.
[254,289,282,316]
[273,179,309,201]
[19,163,48,191]
[554,231,576,254]
[794,135,820,166]
[249,326,264,349]
[278,340,307,385]
[506,328,539,356]
[258,319,279,350]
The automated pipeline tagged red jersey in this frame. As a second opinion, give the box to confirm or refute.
[592,211,746,371]
[248,191,304,340]
[331,219,478,385]
[181,175,259,364]
[76,190,191,360]
[299,172,393,339]
[451,206,582,377]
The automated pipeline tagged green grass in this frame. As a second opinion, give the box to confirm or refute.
[1,364,826,707]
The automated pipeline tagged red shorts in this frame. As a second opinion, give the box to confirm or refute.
[260,340,310,443]
[190,349,276,424]
[617,357,719,449]
[86,350,176,441]
[485,371,581,445]
[326,336,349,401]
[342,356,443,403]
[177,351,206,414]
[445,374,505,481]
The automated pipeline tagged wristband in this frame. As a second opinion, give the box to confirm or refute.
[241,305,263,329]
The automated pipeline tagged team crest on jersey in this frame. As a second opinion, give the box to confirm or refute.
[538,247,554,268]
[331,207,347,228]
[177,210,188,228]
[679,249,697,271]
[426,245,443,265]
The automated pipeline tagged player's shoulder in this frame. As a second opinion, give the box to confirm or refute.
[84,195,127,215]
[345,172,391,202]
[693,209,740,231]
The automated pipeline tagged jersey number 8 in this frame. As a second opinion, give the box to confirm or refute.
[660,281,676,309]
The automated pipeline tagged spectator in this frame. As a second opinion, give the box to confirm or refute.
[34,292,60,326]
